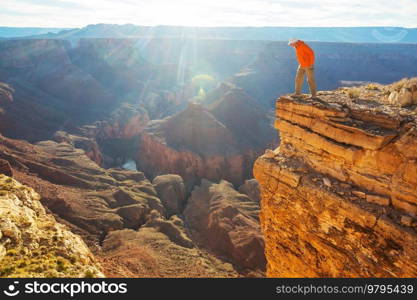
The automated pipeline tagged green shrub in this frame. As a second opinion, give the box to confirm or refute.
[347,88,360,98]
[84,270,95,278]
[0,267,15,277]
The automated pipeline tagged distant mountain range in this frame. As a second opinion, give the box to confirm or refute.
[0,27,69,38]
[2,24,417,43]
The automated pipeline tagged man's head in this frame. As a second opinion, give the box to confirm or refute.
[288,38,299,47]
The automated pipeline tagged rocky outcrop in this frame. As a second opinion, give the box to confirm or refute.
[152,174,186,217]
[184,179,266,274]
[385,78,417,107]
[96,104,149,140]
[254,86,417,277]
[0,174,103,278]
[53,131,103,166]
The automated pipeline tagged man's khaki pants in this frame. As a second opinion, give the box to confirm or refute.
[295,65,317,97]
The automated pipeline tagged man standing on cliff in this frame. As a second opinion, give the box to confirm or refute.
[288,38,317,98]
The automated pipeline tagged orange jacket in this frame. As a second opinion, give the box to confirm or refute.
[294,40,315,67]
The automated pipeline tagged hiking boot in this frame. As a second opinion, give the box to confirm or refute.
[291,93,306,98]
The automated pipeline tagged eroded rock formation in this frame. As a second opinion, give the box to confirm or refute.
[184,179,266,274]
[254,87,417,277]
[137,87,275,187]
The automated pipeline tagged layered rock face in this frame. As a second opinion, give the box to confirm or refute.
[0,175,103,277]
[254,87,417,277]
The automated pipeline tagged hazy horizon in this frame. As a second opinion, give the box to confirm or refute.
[1,24,417,29]
[1,0,417,28]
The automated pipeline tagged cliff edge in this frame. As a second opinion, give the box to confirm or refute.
[254,83,417,277]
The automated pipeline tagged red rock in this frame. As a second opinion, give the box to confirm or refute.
[184,179,266,272]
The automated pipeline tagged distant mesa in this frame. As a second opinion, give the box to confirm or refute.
[5,24,417,43]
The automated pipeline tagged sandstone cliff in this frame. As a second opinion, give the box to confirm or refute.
[254,85,417,277]
[0,174,103,278]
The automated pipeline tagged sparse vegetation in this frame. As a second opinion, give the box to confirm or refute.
[84,270,96,278]
[347,88,361,99]
[0,249,74,277]
[386,77,417,92]
[366,83,380,90]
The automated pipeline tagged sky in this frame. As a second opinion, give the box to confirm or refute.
[1,0,417,28]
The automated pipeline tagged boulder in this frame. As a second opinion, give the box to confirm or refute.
[389,88,413,107]
[398,88,413,107]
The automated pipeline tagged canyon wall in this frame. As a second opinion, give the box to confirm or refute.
[254,88,417,277]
